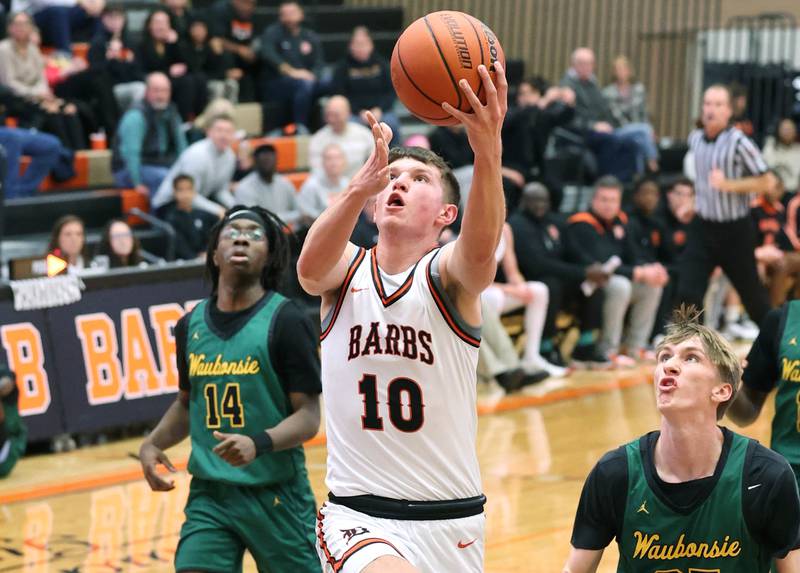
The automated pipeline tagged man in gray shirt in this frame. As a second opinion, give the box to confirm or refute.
[152,115,237,217]
[235,143,301,226]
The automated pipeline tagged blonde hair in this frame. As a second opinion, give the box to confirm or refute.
[611,55,635,83]
[656,305,742,420]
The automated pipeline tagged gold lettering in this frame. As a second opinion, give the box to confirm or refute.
[631,530,742,561]
[781,358,800,383]
[188,353,261,377]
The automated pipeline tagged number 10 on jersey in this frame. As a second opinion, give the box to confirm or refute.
[358,374,425,432]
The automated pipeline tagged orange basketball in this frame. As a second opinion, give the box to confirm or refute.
[390,11,505,126]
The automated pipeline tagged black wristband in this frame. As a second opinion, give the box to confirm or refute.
[251,431,274,456]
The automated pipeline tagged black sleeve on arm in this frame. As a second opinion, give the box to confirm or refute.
[175,314,191,392]
[743,442,800,557]
[269,301,322,396]
[571,446,628,550]
[565,222,602,266]
[742,306,785,394]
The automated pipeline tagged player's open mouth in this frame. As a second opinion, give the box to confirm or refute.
[387,192,405,208]
[658,377,677,392]
[230,251,249,262]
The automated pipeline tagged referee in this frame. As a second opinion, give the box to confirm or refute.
[677,84,777,326]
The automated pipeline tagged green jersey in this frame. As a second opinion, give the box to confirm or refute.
[773,300,800,466]
[617,432,767,572]
[185,293,307,486]
[0,388,27,478]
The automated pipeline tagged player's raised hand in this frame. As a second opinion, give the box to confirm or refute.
[441,62,508,155]
[213,431,256,467]
[348,111,393,198]
[139,442,177,491]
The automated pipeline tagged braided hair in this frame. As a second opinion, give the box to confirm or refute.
[204,205,292,294]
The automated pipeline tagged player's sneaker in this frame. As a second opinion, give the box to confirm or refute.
[571,344,613,369]
[496,368,549,394]
[609,353,638,369]
[524,355,569,378]
[542,347,568,368]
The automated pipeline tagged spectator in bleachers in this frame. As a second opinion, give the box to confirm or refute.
[730,83,755,140]
[560,47,642,182]
[158,173,217,260]
[47,214,87,269]
[566,175,667,366]
[763,118,800,193]
[234,143,300,226]
[602,55,659,174]
[628,177,676,341]
[751,173,798,305]
[298,143,348,223]
[206,0,257,102]
[652,178,695,339]
[88,5,144,111]
[94,218,144,268]
[260,1,324,131]
[483,222,563,378]
[111,72,186,197]
[502,76,575,210]
[0,363,26,479]
[0,84,62,198]
[11,0,103,54]
[186,17,237,103]
[0,11,85,149]
[309,96,373,179]
[161,0,192,42]
[138,8,206,120]
[37,25,119,139]
[628,178,675,267]
[332,26,400,140]
[153,113,236,217]
[509,182,609,368]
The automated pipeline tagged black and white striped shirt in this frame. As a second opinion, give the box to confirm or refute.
[688,126,768,222]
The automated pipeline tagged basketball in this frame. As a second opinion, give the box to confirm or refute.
[390,11,506,126]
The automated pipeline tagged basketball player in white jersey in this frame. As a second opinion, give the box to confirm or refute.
[297,63,507,573]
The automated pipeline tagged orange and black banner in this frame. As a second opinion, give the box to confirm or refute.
[0,266,207,441]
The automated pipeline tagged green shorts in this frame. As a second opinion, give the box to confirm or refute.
[175,470,320,573]
[0,437,24,478]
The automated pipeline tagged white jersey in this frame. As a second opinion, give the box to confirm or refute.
[320,246,482,501]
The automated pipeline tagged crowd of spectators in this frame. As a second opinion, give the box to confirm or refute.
[0,0,799,388]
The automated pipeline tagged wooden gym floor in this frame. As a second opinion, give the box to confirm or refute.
[0,364,773,573]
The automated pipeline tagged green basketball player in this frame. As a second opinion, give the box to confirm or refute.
[139,206,322,573]
[563,305,800,573]
[0,364,26,478]
[730,300,800,490]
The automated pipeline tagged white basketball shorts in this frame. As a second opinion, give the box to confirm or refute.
[316,501,485,573]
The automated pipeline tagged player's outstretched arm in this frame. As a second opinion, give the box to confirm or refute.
[440,63,508,296]
[562,547,603,573]
[726,385,769,426]
[139,390,190,491]
[297,113,392,300]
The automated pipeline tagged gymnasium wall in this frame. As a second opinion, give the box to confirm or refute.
[348,0,798,138]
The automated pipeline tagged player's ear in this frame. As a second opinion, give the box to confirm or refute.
[711,382,732,405]
[438,204,458,226]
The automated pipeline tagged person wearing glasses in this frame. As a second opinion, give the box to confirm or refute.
[139,205,323,572]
